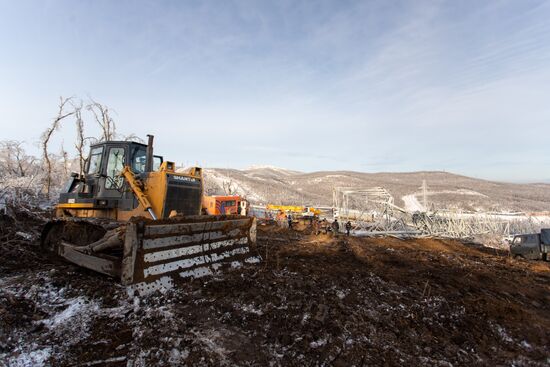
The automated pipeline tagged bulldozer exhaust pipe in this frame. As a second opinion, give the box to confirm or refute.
[146,134,154,172]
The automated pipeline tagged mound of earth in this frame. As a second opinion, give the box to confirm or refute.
[1,215,549,366]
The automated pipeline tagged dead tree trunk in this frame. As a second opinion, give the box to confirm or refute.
[41,97,75,198]
[73,102,86,176]
[60,144,69,176]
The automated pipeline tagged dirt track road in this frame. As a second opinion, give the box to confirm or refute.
[1,218,549,366]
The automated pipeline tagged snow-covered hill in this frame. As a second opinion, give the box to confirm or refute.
[203,168,550,213]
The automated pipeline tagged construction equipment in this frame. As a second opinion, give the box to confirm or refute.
[41,135,258,294]
[203,195,247,215]
[266,204,321,217]
[510,229,550,261]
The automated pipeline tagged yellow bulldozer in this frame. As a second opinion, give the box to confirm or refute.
[41,135,258,294]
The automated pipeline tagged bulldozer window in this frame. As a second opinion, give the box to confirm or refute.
[131,147,147,173]
[87,147,103,174]
[106,147,126,189]
[153,156,162,171]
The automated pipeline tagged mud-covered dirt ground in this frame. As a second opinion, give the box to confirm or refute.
[1,210,549,366]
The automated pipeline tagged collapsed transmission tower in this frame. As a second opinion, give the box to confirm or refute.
[332,187,411,232]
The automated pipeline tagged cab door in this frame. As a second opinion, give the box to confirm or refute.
[512,234,541,260]
[97,145,127,199]
[523,234,542,260]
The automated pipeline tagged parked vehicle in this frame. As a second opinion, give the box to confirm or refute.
[202,195,246,215]
[510,228,550,261]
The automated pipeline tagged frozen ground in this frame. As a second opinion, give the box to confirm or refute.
[1,211,549,366]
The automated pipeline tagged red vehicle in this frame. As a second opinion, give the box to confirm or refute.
[203,195,246,215]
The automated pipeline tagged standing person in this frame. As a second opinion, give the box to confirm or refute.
[323,219,329,234]
[287,213,293,229]
[345,221,352,236]
[312,217,320,235]
[276,210,285,228]
[331,218,339,235]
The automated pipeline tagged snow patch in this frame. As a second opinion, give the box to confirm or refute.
[43,297,94,329]
[15,231,33,240]
[245,165,298,176]
[245,256,262,264]
[309,338,327,348]
[8,346,52,367]
[402,194,425,212]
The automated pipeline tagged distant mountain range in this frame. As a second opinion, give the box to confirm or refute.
[202,167,550,213]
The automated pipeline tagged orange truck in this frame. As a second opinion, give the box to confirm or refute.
[203,195,247,215]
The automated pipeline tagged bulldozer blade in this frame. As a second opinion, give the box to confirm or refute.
[122,215,259,295]
[58,241,121,278]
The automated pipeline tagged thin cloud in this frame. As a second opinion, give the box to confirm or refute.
[0,1,549,181]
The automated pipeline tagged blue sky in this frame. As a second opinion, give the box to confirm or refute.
[1,0,549,182]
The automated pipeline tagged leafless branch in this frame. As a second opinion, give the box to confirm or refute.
[121,133,145,143]
[87,98,116,141]
[0,140,28,177]
[41,96,75,198]
[72,100,87,176]
[60,143,69,177]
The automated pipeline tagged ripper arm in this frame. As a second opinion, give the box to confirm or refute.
[120,166,157,220]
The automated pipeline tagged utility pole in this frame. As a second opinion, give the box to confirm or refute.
[421,179,428,212]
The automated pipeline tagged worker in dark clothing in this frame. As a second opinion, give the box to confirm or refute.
[287,213,293,229]
[345,221,352,236]
[331,219,339,235]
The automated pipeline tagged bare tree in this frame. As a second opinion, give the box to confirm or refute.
[87,99,116,141]
[203,175,219,196]
[0,140,43,206]
[121,133,145,143]
[60,144,69,176]
[72,101,88,176]
[3,96,141,203]
[41,97,75,198]
[0,140,33,177]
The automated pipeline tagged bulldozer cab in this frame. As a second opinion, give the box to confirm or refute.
[56,137,204,221]
[58,141,149,219]
[84,141,162,197]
